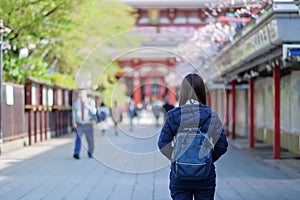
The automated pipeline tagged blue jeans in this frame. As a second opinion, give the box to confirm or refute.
[170,186,215,200]
[74,123,94,155]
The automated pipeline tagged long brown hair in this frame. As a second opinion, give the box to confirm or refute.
[178,73,206,106]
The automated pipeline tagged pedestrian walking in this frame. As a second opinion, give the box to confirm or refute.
[98,102,110,135]
[128,100,136,132]
[158,73,228,200]
[152,100,162,126]
[72,89,97,159]
[111,101,122,135]
[162,97,175,119]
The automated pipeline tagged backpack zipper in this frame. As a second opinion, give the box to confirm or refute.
[176,161,206,166]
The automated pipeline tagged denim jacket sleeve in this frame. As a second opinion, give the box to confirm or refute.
[158,114,177,160]
[212,129,228,162]
[209,112,228,162]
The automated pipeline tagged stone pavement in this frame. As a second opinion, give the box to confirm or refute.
[0,114,300,200]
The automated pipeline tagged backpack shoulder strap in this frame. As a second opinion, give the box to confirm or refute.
[201,112,211,126]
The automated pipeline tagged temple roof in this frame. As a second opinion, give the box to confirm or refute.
[121,0,257,9]
[117,0,287,80]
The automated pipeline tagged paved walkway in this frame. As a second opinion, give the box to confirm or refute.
[0,115,300,200]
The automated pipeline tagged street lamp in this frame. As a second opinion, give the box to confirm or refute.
[0,19,11,156]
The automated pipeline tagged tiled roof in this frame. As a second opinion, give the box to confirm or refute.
[121,0,254,9]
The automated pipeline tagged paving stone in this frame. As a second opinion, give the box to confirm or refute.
[0,122,300,200]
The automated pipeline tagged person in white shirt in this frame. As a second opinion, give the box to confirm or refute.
[111,101,122,135]
[72,89,96,159]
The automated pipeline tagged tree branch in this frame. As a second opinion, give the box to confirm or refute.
[44,3,64,17]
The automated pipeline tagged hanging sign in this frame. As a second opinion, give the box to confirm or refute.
[5,85,14,106]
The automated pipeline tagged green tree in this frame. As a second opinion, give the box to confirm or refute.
[56,0,138,74]
[1,0,80,84]
[0,0,138,92]
[60,0,140,103]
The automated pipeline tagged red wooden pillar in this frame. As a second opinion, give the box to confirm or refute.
[25,80,32,145]
[59,112,62,135]
[273,63,281,159]
[69,90,73,131]
[133,76,141,105]
[28,110,32,145]
[61,89,65,135]
[54,86,59,137]
[62,111,64,134]
[215,90,218,113]
[61,111,63,135]
[206,89,211,107]
[39,110,43,141]
[225,89,230,136]
[34,109,37,143]
[56,109,61,136]
[44,86,48,140]
[55,112,58,137]
[44,109,48,140]
[168,87,176,105]
[249,77,255,148]
[39,85,43,141]
[231,80,236,140]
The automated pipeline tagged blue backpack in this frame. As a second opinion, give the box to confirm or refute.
[96,110,107,123]
[172,127,214,181]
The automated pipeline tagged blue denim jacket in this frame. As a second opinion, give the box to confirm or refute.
[158,104,228,189]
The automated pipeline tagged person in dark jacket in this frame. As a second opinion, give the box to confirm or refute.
[162,97,175,119]
[158,73,228,200]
